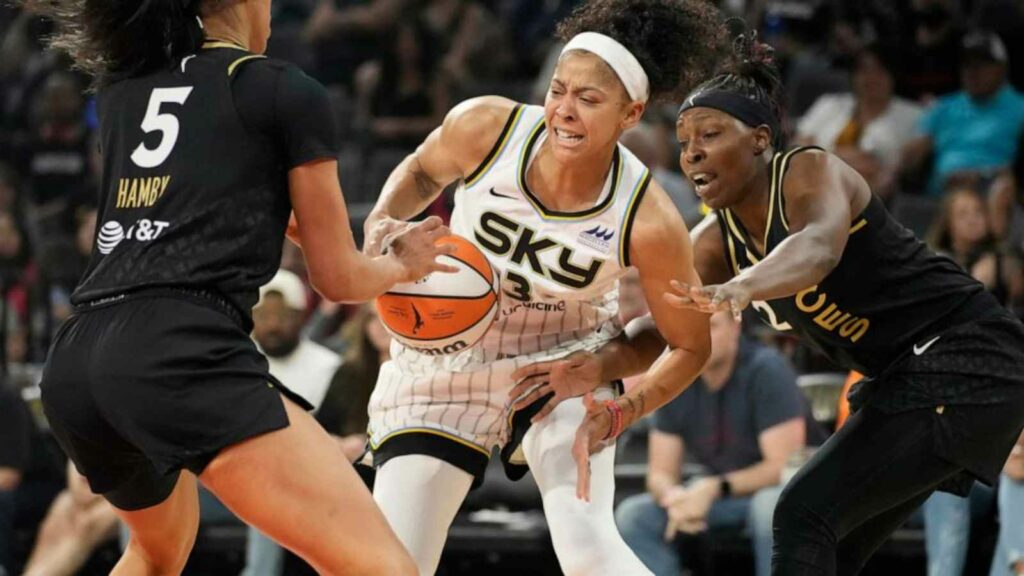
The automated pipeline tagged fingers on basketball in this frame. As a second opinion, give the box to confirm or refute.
[376,234,499,355]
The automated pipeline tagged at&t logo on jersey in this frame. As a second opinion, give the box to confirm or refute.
[96,221,125,254]
[96,219,171,255]
[577,226,615,253]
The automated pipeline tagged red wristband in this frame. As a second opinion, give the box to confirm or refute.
[603,400,624,441]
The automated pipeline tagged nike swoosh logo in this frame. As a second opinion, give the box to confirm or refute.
[489,188,516,200]
[913,335,941,356]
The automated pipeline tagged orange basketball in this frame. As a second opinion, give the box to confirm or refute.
[376,235,500,355]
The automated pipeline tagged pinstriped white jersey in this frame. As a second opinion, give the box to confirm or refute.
[370,104,652,450]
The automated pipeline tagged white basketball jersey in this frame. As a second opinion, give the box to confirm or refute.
[370,104,652,452]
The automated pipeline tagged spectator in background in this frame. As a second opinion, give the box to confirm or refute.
[0,382,31,576]
[242,269,343,576]
[0,165,21,216]
[992,430,1024,576]
[14,71,91,234]
[353,14,448,149]
[900,0,964,100]
[20,463,118,576]
[615,311,806,576]
[927,186,1023,309]
[317,303,391,461]
[420,0,516,99]
[796,43,922,199]
[901,30,1024,207]
[302,0,409,89]
[0,209,37,335]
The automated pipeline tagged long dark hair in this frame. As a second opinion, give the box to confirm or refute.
[22,0,211,87]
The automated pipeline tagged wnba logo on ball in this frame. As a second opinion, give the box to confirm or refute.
[408,340,469,356]
[96,221,125,254]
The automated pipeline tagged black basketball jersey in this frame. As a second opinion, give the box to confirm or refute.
[716,146,987,376]
[73,42,337,324]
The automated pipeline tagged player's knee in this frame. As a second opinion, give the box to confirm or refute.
[126,534,192,574]
[773,480,833,543]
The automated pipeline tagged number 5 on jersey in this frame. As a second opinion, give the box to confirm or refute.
[131,87,193,169]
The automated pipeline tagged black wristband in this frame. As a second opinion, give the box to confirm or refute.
[718,475,732,499]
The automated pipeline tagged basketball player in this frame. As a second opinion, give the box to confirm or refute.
[361,1,723,574]
[29,0,453,574]
[660,32,1024,574]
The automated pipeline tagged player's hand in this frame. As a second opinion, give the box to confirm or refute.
[572,393,615,502]
[509,351,603,422]
[365,216,413,257]
[388,217,459,282]
[664,279,751,321]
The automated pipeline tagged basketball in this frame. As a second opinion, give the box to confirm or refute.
[376,235,500,355]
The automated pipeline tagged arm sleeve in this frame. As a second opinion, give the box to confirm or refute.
[749,350,804,434]
[233,61,340,169]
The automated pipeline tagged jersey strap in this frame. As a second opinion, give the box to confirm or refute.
[464,104,525,187]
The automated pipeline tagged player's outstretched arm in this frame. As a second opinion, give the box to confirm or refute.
[290,159,457,303]
[573,181,712,500]
[666,149,856,316]
[363,96,519,256]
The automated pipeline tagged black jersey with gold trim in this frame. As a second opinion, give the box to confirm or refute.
[716,146,986,376]
[73,43,338,326]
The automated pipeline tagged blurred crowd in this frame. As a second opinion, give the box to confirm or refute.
[1,0,1024,574]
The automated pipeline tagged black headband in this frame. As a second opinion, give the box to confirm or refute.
[679,89,780,145]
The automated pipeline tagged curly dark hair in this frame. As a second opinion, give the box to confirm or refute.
[556,0,726,103]
[20,0,227,88]
[688,21,785,143]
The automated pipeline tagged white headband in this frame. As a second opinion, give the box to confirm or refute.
[560,32,650,103]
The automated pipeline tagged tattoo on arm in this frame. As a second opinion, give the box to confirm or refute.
[620,391,647,425]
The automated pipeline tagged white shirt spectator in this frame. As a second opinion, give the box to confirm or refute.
[264,339,341,413]
[797,93,922,168]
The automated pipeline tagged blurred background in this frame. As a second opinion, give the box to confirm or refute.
[0,0,1023,574]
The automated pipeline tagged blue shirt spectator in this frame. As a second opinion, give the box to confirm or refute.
[616,311,806,576]
[903,31,1024,197]
[919,84,1024,195]
[652,338,805,475]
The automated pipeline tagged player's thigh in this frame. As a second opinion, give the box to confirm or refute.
[114,471,199,564]
[199,395,413,575]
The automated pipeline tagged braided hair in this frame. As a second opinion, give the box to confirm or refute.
[684,22,785,146]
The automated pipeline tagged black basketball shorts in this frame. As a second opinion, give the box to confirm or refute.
[40,290,307,510]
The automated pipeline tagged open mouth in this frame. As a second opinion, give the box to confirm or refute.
[691,172,717,196]
[554,128,584,144]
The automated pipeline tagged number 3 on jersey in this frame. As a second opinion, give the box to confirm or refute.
[131,87,193,169]
[503,270,532,301]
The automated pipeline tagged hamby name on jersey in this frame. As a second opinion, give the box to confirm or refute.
[116,175,172,209]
